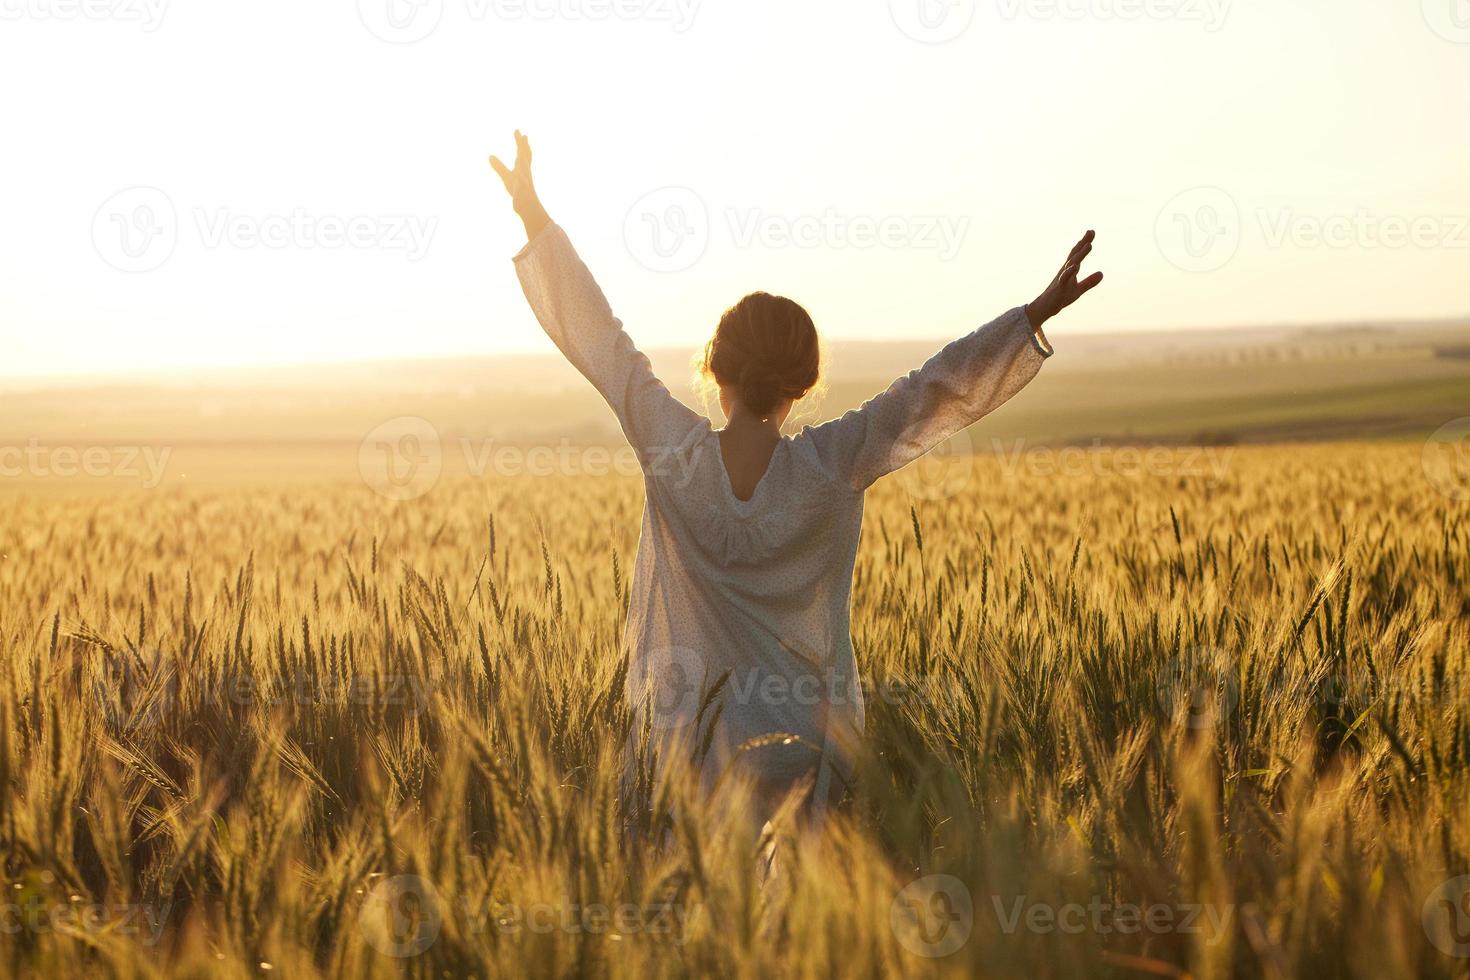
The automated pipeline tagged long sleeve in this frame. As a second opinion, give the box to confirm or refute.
[513,223,702,460]
[802,306,1052,491]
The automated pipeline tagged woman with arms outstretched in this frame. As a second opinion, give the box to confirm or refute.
[489,131,1103,835]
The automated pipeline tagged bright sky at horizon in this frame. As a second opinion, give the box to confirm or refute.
[1,0,1467,379]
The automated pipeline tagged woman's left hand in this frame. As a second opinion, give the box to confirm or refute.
[1027,230,1104,329]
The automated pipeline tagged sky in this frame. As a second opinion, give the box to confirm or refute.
[1,0,1467,379]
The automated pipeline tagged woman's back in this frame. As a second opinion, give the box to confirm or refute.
[511,221,1058,814]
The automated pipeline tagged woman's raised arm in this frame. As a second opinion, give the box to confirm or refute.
[801,231,1104,491]
[489,133,701,461]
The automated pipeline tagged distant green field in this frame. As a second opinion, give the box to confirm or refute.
[1,320,1466,490]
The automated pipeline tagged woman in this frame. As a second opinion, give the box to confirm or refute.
[490,131,1103,832]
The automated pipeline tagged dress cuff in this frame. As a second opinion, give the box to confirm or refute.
[512,221,562,264]
[1021,306,1055,359]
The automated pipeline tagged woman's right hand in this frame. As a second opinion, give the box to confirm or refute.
[489,130,551,240]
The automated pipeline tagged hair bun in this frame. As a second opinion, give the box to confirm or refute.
[701,291,821,419]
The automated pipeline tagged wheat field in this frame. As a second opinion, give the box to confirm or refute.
[0,441,1467,978]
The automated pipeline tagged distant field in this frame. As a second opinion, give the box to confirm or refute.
[0,319,1466,492]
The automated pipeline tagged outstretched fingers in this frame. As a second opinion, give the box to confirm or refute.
[1064,229,1095,268]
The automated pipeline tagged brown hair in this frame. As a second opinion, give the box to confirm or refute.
[700,292,820,418]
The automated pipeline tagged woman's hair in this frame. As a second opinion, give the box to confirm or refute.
[699,292,821,418]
